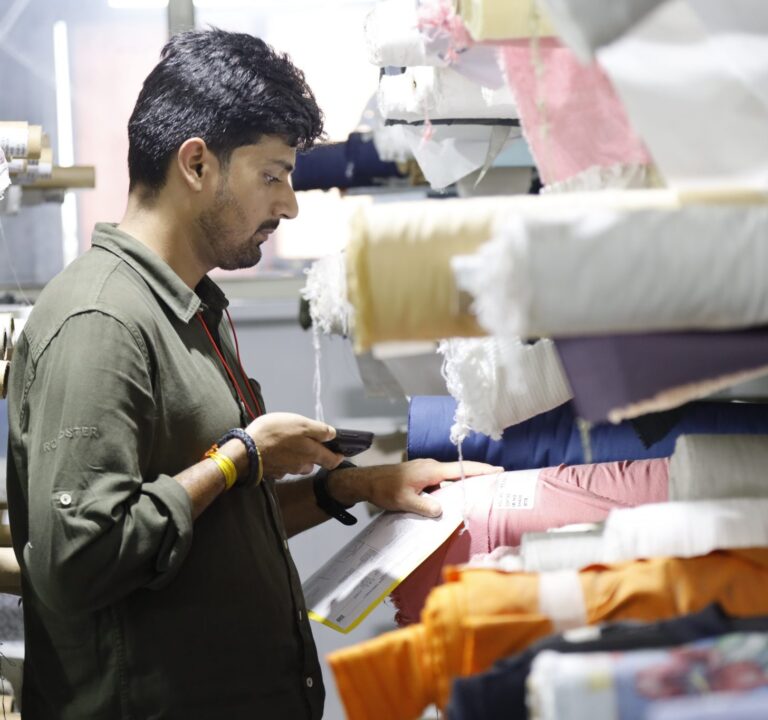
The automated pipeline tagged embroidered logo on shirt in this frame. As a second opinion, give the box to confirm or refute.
[43,426,100,452]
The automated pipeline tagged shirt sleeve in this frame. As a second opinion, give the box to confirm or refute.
[22,310,193,615]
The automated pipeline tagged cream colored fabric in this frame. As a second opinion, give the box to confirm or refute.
[457,0,556,41]
[670,434,768,501]
[0,360,9,400]
[346,197,510,352]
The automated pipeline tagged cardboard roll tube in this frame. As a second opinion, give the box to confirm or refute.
[22,164,96,189]
[13,147,54,182]
[0,121,43,160]
[7,158,27,174]
[1,328,6,358]
[0,360,9,399]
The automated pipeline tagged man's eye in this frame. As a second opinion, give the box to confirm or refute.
[265,174,280,185]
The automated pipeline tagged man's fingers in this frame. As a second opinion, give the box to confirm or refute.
[439,461,505,479]
[303,419,336,442]
[403,493,442,519]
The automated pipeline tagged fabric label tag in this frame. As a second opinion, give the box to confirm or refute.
[494,468,538,510]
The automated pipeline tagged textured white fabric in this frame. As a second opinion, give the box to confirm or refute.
[669,434,768,502]
[377,66,518,122]
[514,499,768,572]
[598,0,768,190]
[364,0,445,67]
[438,335,573,441]
[601,499,768,563]
[537,0,667,60]
[538,570,588,631]
[300,253,351,336]
[452,191,768,338]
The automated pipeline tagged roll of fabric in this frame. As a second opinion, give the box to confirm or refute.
[669,435,768,502]
[498,38,651,186]
[452,192,768,339]
[438,335,573,441]
[406,397,768,469]
[537,0,666,60]
[329,550,768,719]
[390,459,669,626]
[456,0,557,41]
[346,197,509,352]
[291,133,408,191]
[448,604,768,720]
[555,329,768,423]
[597,0,768,189]
[528,635,768,720]
[364,0,442,67]
[377,66,518,122]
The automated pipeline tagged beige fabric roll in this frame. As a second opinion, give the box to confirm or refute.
[669,434,768,502]
[347,198,510,352]
[0,360,9,399]
[0,548,21,595]
[456,0,556,40]
[0,313,14,361]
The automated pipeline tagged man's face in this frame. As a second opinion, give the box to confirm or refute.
[197,135,299,271]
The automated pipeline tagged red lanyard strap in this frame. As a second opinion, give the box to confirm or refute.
[196,311,260,421]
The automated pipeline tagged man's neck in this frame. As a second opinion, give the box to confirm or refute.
[118,194,208,289]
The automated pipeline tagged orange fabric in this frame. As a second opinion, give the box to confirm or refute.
[328,549,768,720]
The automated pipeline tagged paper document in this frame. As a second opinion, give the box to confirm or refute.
[303,480,474,634]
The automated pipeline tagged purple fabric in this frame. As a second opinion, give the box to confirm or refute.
[555,329,768,422]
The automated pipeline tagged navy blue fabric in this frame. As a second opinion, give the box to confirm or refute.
[446,605,768,720]
[407,397,768,470]
[292,132,407,191]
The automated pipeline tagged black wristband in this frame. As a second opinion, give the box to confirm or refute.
[313,460,357,526]
[216,428,262,487]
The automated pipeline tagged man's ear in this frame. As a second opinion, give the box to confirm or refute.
[176,137,215,192]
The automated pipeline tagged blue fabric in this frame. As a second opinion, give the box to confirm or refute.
[407,397,768,470]
[292,132,407,191]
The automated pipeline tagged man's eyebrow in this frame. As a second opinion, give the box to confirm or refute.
[267,159,294,173]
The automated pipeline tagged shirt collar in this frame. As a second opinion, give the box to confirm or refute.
[91,223,229,322]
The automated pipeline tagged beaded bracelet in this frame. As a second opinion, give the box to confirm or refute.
[216,428,263,487]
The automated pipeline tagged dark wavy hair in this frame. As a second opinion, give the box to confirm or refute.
[127,28,324,196]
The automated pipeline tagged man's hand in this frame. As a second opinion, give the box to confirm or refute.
[328,459,504,518]
[245,412,343,478]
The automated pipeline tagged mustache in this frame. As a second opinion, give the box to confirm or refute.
[257,220,280,233]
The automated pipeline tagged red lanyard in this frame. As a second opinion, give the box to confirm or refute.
[196,309,263,421]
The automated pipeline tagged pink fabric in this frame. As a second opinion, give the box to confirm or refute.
[498,38,651,185]
[390,459,669,625]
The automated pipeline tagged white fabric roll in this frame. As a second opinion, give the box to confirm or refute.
[538,570,588,631]
[377,66,518,122]
[0,147,10,200]
[601,499,768,563]
[598,0,768,190]
[364,0,445,67]
[439,335,573,441]
[537,0,667,60]
[452,191,768,338]
[669,434,768,501]
[517,498,768,572]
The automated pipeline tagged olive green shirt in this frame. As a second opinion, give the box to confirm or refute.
[6,224,324,719]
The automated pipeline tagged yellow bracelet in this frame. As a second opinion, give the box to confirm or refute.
[205,447,238,490]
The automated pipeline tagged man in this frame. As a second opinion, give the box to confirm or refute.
[5,29,496,719]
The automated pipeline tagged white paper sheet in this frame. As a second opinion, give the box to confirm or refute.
[303,480,473,633]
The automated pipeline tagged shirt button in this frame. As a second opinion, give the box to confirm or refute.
[305,676,313,689]
[298,610,303,622]
[59,493,72,506]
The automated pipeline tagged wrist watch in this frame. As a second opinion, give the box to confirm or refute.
[313,460,357,525]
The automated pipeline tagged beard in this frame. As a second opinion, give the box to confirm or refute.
[197,181,277,271]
